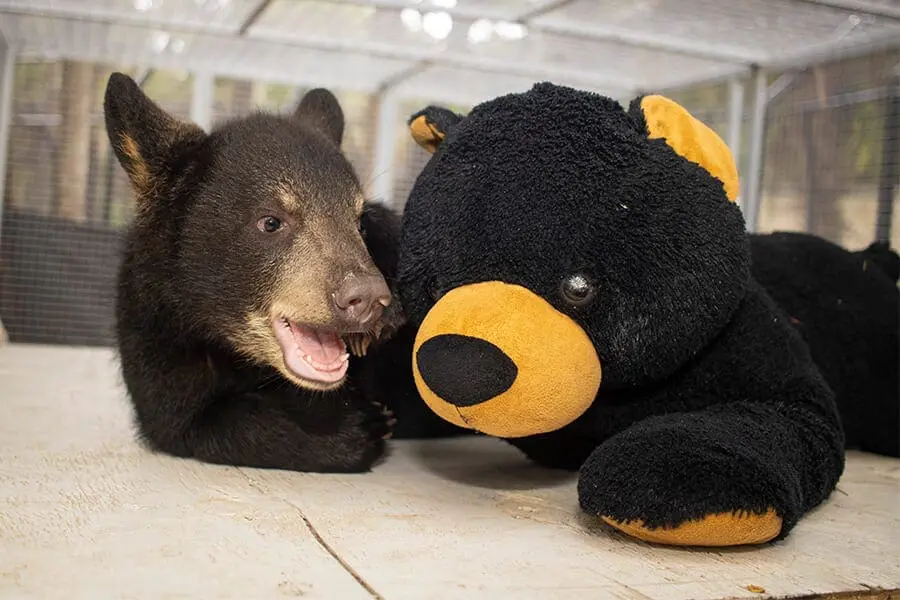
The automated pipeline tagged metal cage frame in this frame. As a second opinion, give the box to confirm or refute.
[1,0,899,226]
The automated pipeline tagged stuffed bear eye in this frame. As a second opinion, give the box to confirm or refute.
[560,273,596,307]
[257,216,282,233]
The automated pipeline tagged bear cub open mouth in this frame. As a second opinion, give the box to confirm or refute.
[273,316,378,384]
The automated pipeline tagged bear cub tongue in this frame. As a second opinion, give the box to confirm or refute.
[274,318,349,384]
[290,323,345,364]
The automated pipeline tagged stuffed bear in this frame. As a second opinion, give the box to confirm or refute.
[394,82,899,547]
[749,233,898,458]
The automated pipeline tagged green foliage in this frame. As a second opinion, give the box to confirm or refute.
[263,83,295,109]
[141,70,194,105]
[843,101,883,183]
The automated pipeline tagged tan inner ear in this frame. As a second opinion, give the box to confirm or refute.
[640,95,739,202]
[118,133,155,202]
[409,115,445,154]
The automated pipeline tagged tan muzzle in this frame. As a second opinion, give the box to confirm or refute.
[412,281,602,438]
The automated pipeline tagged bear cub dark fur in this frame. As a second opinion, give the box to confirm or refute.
[104,73,407,473]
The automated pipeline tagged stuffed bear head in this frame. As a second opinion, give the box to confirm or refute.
[397,82,750,439]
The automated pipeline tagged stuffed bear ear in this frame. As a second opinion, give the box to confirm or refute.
[408,106,464,153]
[629,95,739,202]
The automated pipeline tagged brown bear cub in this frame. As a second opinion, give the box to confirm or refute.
[103,73,406,472]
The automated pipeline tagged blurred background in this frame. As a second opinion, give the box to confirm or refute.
[0,0,897,348]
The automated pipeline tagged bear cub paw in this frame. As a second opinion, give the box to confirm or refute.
[331,400,396,471]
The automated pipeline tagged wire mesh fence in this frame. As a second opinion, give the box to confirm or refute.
[669,47,900,251]
[1,64,193,346]
[760,49,899,251]
[0,47,898,346]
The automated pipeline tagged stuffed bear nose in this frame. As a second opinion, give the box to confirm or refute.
[416,334,518,407]
[332,274,391,327]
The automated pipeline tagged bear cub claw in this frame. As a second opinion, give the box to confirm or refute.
[371,401,398,439]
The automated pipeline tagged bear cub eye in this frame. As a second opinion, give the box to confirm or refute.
[560,273,596,307]
[257,216,283,233]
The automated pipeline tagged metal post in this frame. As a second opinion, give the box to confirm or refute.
[875,72,898,243]
[0,33,11,345]
[726,76,745,184]
[743,67,768,232]
[190,71,214,132]
[370,88,399,208]
[802,110,819,233]
[0,33,16,246]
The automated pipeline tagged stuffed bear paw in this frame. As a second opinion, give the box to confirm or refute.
[577,412,797,547]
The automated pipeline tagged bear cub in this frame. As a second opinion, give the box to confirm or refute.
[104,73,406,473]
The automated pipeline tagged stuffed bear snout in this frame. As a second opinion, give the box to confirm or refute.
[411,281,602,439]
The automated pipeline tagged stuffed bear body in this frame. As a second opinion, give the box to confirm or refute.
[394,82,899,547]
[750,233,899,457]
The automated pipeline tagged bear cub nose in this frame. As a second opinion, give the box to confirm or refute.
[332,274,392,328]
[416,334,518,407]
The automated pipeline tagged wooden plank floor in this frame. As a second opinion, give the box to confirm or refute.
[1,344,898,600]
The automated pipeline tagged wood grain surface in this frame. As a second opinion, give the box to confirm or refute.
[1,344,898,600]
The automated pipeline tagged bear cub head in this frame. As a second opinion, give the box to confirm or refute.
[104,73,398,391]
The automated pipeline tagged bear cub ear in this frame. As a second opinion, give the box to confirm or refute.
[628,94,740,203]
[103,72,206,202]
[292,88,345,147]
[408,106,464,154]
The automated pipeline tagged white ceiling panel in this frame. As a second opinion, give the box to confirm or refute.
[392,63,631,108]
[251,1,639,91]
[1,0,897,99]
[250,0,444,56]
[0,0,260,33]
[306,0,564,22]
[534,0,900,67]
[461,28,741,92]
[0,12,419,92]
[248,0,746,93]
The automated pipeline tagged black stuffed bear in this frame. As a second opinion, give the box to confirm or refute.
[750,233,898,458]
[393,82,899,547]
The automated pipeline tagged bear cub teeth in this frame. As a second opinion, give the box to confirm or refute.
[345,332,375,357]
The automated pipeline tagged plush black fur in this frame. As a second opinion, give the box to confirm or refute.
[104,73,411,473]
[750,232,899,457]
[395,82,899,541]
